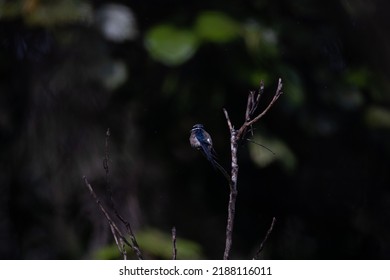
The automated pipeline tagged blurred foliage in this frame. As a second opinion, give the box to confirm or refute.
[93,243,123,260]
[365,106,390,129]
[1,0,390,260]
[144,11,241,66]
[93,228,203,259]
[249,134,297,172]
[0,0,93,25]
[145,25,199,66]
[136,228,203,259]
[194,11,240,43]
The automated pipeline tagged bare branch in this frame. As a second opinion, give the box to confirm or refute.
[247,81,264,120]
[120,239,127,260]
[237,78,283,139]
[100,128,144,260]
[222,79,283,260]
[223,111,239,259]
[245,91,255,121]
[83,176,144,260]
[248,78,282,126]
[223,108,234,131]
[223,186,237,259]
[83,177,134,256]
[118,215,143,260]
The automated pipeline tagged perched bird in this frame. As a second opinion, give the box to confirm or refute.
[190,124,231,182]
[189,124,216,167]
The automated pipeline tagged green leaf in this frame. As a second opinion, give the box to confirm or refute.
[195,11,240,43]
[144,25,199,66]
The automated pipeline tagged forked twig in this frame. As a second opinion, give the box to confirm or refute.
[237,78,283,139]
[83,176,143,259]
[84,129,143,260]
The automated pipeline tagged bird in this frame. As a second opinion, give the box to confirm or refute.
[189,124,217,168]
[189,124,231,182]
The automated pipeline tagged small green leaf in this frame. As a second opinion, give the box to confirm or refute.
[144,25,199,66]
[195,11,240,43]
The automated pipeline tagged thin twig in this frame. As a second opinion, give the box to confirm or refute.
[245,91,255,121]
[223,108,234,131]
[117,214,143,260]
[83,177,134,254]
[244,81,264,138]
[120,239,127,260]
[103,128,113,207]
[109,221,122,255]
[237,78,283,139]
[253,217,276,259]
[172,227,177,260]
[83,176,144,259]
[101,128,144,260]
[110,226,127,260]
[245,138,275,155]
[251,81,264,116]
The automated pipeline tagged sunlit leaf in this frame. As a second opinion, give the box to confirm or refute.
[144,25,199,66]
[195,11,240,43]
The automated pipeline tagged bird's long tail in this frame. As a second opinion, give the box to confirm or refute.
[203,151,231,183]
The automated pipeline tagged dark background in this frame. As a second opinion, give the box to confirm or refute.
[1,0,390,259]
